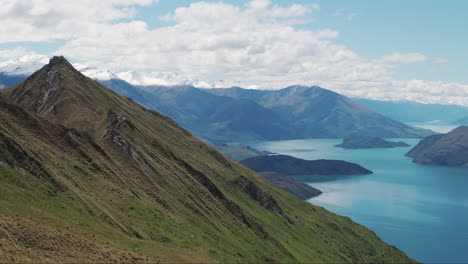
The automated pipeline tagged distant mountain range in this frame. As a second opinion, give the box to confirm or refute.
[406,126,468,167]
[204,86,433,140]
[0,56,433,141]
[0,55,244,89]
[2,56,468,124]
[103,83,434,141]
[356,98,468,123]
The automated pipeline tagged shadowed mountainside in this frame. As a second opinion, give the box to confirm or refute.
[406,126,468,167]
[206,86,433,139]
[0,57,415,263]
[98,79,433,141]
[240,154,373,176]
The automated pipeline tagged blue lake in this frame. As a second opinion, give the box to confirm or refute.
[248,138,468,264]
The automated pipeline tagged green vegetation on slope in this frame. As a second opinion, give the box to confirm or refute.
[0,57,415,263]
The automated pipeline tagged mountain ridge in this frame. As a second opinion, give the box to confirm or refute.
[205,86,433,139]
[0,56,415,263]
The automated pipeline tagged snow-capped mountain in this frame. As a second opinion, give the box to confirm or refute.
[114,71,195,87]
[73,63,118,81]
[0,55,244,89]
[0,54,49,76]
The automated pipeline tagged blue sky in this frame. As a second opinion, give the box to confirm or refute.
[131,0,468,83]
[0,0,467,105]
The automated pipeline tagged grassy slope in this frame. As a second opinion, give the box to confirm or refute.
[0,57,415,263]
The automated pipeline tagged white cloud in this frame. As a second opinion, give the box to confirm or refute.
[245,0,318,18]
[58,1,382,88]
[0,47,36,58]
[322,79,468,106]
[0,0,159,42]
[0,0,466,106]
[0,52,50,75]
[380,52,429,64]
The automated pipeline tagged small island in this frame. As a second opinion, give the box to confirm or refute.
[259,172,322,200]
[240,154,373,175]
[335,136,410,149]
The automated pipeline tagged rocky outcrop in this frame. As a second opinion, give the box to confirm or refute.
[236,175,284,215]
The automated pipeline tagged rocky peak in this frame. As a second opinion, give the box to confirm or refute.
[48,56,69,67]
[0,56,101,130]
[43,56,82,80]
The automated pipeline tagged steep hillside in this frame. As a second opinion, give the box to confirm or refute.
[0,57,414,263]
[259,172,322,200]
[406,126,468,167]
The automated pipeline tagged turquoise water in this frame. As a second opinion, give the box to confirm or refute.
[249,138,468,264]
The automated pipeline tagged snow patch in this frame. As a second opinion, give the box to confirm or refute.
[0,55,245,89]
[0,54,49,76]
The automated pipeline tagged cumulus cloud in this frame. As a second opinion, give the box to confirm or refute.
[0,0,159,42]
[0,47,36,58]
[58,0,387,90]
[324,79,468,106]
[0,0,466,106]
